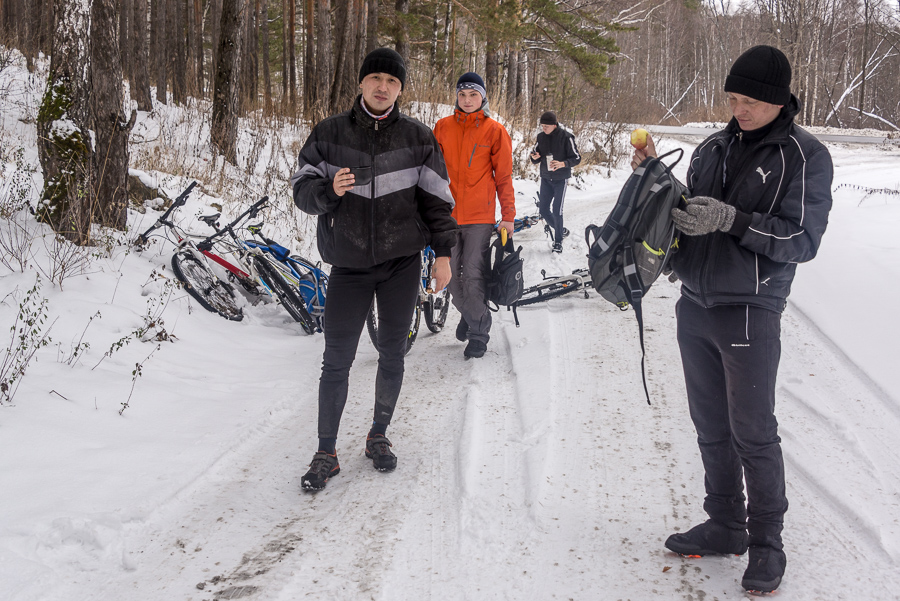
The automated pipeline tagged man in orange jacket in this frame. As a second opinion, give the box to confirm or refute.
[434,72,516,358]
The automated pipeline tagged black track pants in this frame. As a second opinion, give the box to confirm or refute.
[676,297,788,547]
[538,177,567,243]
[317,253,420,439]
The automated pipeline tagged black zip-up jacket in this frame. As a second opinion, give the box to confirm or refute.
[673,96,833,312]
[291,96,458,269]
[530,126,581,181]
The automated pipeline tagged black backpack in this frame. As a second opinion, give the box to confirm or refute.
[585,148,688,403]
[485,234,524,325]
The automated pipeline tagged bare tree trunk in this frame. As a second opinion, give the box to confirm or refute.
[506,46,518,113]
[92,0,134,231]
[241,0,257,110]
[304,0,315,113]
[154,0,167,103]
[394,0,409,67]
[315,0,332,114]
[211,0,246,163]
[289,0,296,108]
[133,0,153,110]
[366,0,377,54]
[172,0,187,104]
[281,0,288,100]
[330,0,351,113]
[194,0,204,96]
[120,0,132,85]
[37,0,92,244]
[261,0,271,111]
[210,0,223,87]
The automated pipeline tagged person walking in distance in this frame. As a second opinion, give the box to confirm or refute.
[631,45,833,593]
[529,111,581,253]
[433,72,516,359]
[291,48,457,490]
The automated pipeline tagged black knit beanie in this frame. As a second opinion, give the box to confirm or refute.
[540,111,558,125]
[359,47,407,89]
[724,45,791,105]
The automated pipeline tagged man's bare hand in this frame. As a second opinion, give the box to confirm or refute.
[332,167,355,196]
[630,134,658,171]
[431,256,451,292]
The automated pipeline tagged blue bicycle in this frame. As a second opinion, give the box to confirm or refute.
[242,228,329,335]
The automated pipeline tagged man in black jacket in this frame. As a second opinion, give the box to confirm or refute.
[632,45,833,593]
[291,48,457,491]
[529,111,581,253]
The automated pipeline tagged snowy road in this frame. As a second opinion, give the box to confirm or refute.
[29,159,900,601]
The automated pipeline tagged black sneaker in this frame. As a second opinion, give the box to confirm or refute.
[464,339,487,358]
[562,227,570,238]
[301,451,340,491]
[552,242,562,253]
[664,520,749,557]
[365,434,397,471]
[455,317,468,342]
[742,545,786,593]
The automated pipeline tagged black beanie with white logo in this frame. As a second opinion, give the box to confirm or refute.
[359,48,407,89]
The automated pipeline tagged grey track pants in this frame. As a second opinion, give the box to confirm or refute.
[448,224,495,344]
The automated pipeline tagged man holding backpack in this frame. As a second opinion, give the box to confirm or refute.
[434,72,516,359]
[632,45,833,593]
[530,111,581,253]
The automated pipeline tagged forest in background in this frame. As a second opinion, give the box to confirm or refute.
[0,0,898,244]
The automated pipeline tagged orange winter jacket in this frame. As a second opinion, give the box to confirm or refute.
[433,106,516,225]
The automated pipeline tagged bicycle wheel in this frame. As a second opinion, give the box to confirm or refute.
[514,276,587,307]
[423,288,451,333]
[171,250,243,321]
[253,256,317,334]
[366,296,421,355]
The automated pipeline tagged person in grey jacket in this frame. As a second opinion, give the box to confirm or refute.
[291,48,457,491]
[631,45,833,594]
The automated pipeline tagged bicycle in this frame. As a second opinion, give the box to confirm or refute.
[242,229,329,334]
[138,182,266,321]
[513,267,592,307]
[365,246,449,355]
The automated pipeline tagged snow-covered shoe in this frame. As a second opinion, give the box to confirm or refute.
[365,435,397,471]
[464,339,487,358]
[665,520,749,557]
[552,242,563,253]
[301,451,340,491]
[455,317,468,342]
[742,545,786,594]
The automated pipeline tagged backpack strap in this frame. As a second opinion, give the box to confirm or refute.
[622,244,652,406]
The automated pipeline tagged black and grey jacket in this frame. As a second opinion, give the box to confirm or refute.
[291,96,458,269]
[530,125,581,181]
[673,96,833,312]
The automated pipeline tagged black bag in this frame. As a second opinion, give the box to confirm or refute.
[485,234,524,325]
[585,148,688,403]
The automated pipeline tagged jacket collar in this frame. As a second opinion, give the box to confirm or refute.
[351,94,401,129]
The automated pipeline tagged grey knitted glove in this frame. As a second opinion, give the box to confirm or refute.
[671,196,736,236]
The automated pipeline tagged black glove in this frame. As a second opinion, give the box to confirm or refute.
[671,196,736,236]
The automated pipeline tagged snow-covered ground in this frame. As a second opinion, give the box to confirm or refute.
[2,55,900,600]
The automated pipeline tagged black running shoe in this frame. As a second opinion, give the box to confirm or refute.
[301,451,340,491]
[665,520,749,557]
[742,545,786,593]
[464,339,487,358]
[562,227,570,238]
[455,317,468,342]
[552,242,562,253]
[365,435,397,471]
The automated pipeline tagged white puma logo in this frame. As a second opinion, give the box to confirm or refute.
[756,167,771,183]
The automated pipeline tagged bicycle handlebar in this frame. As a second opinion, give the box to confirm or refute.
[137,180,198,244]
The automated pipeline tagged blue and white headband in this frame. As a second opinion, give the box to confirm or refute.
[457,82,486,99]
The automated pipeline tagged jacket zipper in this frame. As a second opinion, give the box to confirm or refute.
[370,122,378,264]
